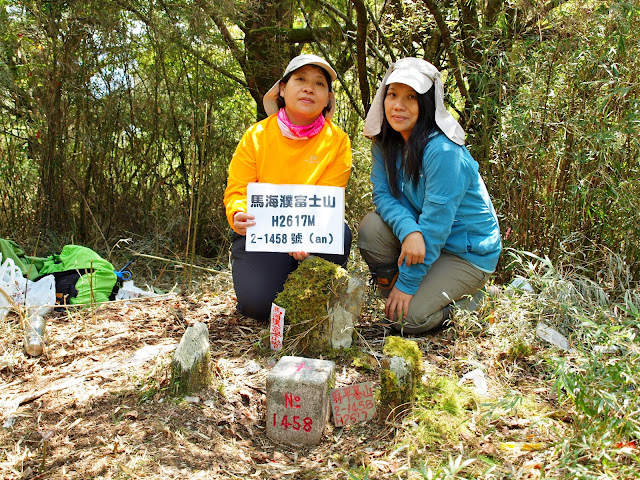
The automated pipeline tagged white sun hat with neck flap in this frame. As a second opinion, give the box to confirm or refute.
[263,54,337,119]
[363,57,465,145]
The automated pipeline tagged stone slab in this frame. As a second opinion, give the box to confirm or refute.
[266,356,335,446]
[329,276,365,349]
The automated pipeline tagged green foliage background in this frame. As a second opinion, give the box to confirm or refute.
[0,0,638,279]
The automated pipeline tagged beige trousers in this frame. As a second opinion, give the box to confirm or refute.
[358,212,491,334]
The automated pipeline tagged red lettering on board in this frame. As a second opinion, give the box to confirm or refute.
[330,382,376,427]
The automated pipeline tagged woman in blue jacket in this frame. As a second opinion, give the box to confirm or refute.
[358,57,501,334]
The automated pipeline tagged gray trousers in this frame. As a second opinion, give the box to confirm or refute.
[358,212,491,334]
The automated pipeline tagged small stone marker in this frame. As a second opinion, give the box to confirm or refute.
[266,356,335,446]
[330,381,376,426]
[170,321,212,395]
[379,336,423,420]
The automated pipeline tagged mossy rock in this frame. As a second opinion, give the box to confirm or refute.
[383,336,423,372]
[274,256,356,357]
[379,336,423,420]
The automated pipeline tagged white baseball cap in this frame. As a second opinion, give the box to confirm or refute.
[263,54,337,119]
[385,67,434,94]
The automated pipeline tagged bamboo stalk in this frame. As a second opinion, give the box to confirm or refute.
[126,251,231,276]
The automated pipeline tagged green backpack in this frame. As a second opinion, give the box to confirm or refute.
[39,245,118,305]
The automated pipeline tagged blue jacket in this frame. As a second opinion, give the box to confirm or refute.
[371,133,501,295]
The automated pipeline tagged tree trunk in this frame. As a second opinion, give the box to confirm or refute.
[242,0,296,120]
[39,9,66,230]
[351,0,371,114]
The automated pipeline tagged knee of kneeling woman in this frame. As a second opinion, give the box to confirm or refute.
[236,295,272,322]
[357,211,381,242]
[391,305,451,335]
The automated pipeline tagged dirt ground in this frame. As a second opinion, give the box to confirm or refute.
[0,275,426,480]
[1,262,571,480]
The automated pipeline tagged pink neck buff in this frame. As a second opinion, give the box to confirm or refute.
[277,108,326,140]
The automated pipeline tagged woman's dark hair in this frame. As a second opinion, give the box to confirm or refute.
[374,85,439,197]
[276,65,333,116]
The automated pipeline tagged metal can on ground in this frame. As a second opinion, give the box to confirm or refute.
[24,314,45,357]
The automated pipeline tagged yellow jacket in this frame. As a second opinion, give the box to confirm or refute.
[224,115,352,233]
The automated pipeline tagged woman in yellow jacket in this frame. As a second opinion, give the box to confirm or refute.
[224,55,353,320]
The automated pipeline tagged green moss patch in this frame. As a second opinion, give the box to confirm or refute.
[383,336,423,374]
[169,350,212,396]
[409,376,477,447]
[351,351,377,373]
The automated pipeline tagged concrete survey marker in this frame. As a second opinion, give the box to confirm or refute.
[330,381,376,427]
[266,356,335,446]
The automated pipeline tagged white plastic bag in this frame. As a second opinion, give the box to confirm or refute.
[459,368,489,396]
[0,254,24,286]
[536,322,573,352]
[17,275,56,316]
[116,280,158,300]
[507,276,534,293]
[0,254,55,318]
[0,254,23,320]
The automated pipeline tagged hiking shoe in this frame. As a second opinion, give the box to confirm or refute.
[371,263,399,298]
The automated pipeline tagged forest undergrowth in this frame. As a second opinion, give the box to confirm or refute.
[1,235,639,479]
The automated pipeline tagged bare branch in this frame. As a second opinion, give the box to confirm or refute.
[210,12,248,72]
[366,36,388,66]
[309,0,352,25]
[297,0,364,119]
[246,25,338,43]
[110,0,151,25]
[365,2,395,64]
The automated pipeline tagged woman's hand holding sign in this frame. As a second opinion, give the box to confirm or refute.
[233,212,256,236]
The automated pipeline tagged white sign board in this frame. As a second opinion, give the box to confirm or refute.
[245,183,345,255]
